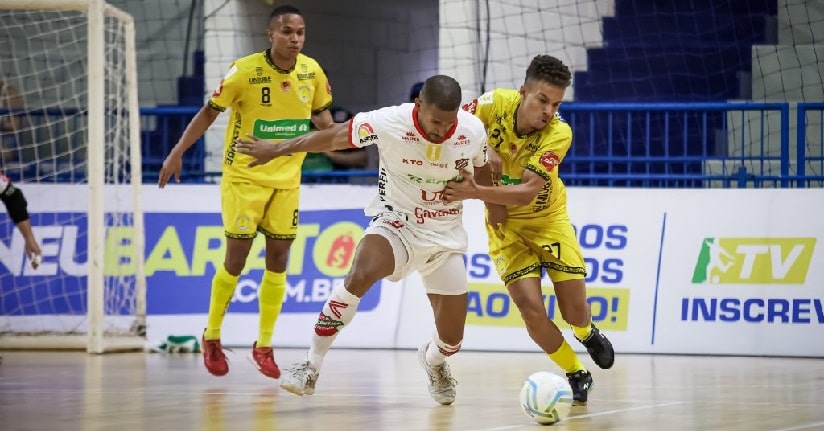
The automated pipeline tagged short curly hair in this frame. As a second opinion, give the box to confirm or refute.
[525,55,571,88]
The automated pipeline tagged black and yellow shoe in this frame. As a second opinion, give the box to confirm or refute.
[576,323,615,369]
[566,369,594,405]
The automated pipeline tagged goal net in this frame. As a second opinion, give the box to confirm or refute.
[0,0,146,353]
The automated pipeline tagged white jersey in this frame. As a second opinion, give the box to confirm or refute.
[348,103,488,232]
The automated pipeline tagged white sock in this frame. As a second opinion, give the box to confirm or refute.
[425,334,461,366]
[307,281,360,371]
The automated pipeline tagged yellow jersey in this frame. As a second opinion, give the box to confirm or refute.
[465,88,573,222]
[209,50,332,189]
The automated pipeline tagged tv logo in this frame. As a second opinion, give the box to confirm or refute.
[691,237,816,284]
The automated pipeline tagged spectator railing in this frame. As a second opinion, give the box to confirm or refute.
[1,103,821,188]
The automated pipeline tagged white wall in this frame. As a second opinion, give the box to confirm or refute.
[202,0,439,176]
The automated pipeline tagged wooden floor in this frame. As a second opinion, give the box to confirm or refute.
[1,349,823,431]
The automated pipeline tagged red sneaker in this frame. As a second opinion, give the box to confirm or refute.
[249,342,281,379]
[201,336,229,376]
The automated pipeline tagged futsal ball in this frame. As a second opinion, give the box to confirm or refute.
[519,371,574,425]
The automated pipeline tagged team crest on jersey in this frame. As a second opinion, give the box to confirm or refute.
[297,85,311,103]
[454,158,469,171]
[281,81,291,92]
[358,123,378,144]
[425,143,443,162]
[539,151,560,171]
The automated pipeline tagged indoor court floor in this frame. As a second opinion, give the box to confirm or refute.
[0,348,822,431]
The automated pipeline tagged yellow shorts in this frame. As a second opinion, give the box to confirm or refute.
[487,219,587,285]
[220,180,299,240]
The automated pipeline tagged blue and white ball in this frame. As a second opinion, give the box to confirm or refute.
[519,371,574,425]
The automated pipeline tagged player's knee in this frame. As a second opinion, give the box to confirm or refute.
[265,251,289,272]
[518,305,548,328]
[223,257,246,276]
[559,302,590,327]
[343,268,385,297]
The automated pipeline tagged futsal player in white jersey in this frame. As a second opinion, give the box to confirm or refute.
[235,75,489,405]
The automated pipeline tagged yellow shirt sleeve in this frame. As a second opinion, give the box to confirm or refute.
[464,90,496,128]
[208,63,242,112]
[525,116,572,180]
[312,67,333,114]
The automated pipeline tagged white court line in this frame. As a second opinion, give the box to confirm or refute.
[460,401,685,431]
[566,401,685,421]
[768,421,824,431]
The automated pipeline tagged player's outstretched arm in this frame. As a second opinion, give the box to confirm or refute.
[158,105,221,188]
[235,121,350,167]
[0,184,41,268]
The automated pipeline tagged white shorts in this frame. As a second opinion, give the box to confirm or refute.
[364,211,468,295]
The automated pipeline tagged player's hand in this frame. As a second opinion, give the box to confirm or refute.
[486,203,508,232]
[158,151,183,188]
[487,146,503,184]
[234,134,281,167]
[25,238,41,270]
[444,169,479,202]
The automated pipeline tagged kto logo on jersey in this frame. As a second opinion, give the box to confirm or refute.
[425,143,443,162]
[691,237,816,284]
[358,123,378,144]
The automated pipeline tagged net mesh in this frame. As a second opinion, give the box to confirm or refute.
[0,4,142,338]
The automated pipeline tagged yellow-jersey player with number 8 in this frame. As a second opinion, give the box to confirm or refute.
[446,55,615,405]
[158,5,334,380]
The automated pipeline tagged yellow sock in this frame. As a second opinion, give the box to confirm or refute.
[204,266,239,340]
[256,270,287,347]
[572,323,593,341]
[548,340,586,374]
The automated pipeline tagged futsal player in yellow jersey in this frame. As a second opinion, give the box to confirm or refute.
[446,55,614,405]
[158,5,334,379]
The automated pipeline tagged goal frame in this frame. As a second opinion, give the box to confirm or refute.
[0,0,146,353]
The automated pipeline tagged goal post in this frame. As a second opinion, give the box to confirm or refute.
[0,0,146,353]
